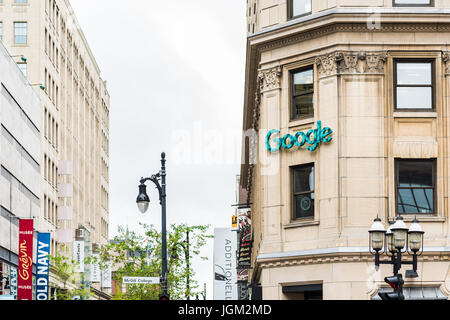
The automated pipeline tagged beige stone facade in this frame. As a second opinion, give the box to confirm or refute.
[0,0,110,299]
[240,0,450,300]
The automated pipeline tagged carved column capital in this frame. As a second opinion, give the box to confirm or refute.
[252,66,282,131]
[442,52,450,75]
[316,51,387,78]
[257,66,282,91]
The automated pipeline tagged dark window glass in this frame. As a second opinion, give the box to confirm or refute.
[293,165,314,219]
[292,67,314,119]
[394,60,434,110]
[394,0,432,5]
[396,160,435,215]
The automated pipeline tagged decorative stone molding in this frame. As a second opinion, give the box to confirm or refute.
[442,52,450,75]
[255,251,450,269]
[316,50,387,78]
[258,66,282,92]
[252,66,281,131]
[393,138,438,159]
[257,23,450,54]
[365,52,388,73]
[315,52,343,77]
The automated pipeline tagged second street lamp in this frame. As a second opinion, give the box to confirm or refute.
[136,152,169,300]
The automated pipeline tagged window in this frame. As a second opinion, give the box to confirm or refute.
[394,59,435,110]
[14,0,28,3]
[292,164,315,219]
[0,22,3,42]
[289,0,312,19]
[393,0,433,6]
[14,22,27,44]
[396,159,436,215]
[291,66,314,119]
[18,63,27,77]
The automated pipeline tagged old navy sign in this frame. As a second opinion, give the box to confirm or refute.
[266,121,333,152]
[36,233,51,300]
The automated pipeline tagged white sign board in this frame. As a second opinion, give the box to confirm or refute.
[90,254,101,283]
[122,277,160,284]
[213,228,238,300]
[101,262,112,288]
[72,241,84,272]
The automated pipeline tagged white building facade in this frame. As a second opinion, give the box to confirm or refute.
[0,40,41,299]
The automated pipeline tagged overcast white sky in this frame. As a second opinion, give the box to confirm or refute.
[70,0,247,299]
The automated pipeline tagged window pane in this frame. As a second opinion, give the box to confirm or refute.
[293,93,314,118]
[292,0,312,17]
[395,0,431,4]
[396,87,432,109]
[397,63,431,85]
[293,69,313,95]
[294,193,314,219]
[14,22,27,44]
[398,188,433,214]
[294,166,314,193]
[399,161,433,187]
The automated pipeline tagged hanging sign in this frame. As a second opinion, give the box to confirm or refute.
[36,233,51,300]
[90,254,101,283]
[72,241,85,272]
[231,215,238,229]
[18,219,34,300]
[213,228,238,300]
[266,121,333,152]
[102,262,112,289]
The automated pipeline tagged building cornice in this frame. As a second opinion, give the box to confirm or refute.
[254,247,450,269]
[249,7,450,41]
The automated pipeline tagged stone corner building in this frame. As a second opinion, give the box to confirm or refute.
[240,0,450,300]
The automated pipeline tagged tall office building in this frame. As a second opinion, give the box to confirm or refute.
[0,38,41,301]
[0,0,110,299]
[240,0,450,300]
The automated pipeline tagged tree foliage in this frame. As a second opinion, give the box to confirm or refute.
[95,223,213,300]
[48,245,91,300]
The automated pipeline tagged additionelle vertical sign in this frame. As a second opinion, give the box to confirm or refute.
[213,228,237,300]
[36,233,51,300]
[18,219,34,300]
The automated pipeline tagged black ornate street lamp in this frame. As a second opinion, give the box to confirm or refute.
[136,152,169,300]
[369,215,425,300]
[369,215,424,277]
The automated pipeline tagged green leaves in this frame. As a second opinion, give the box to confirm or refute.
[94,223,212,300]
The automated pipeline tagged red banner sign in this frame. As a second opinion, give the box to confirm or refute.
[18,219,34,300]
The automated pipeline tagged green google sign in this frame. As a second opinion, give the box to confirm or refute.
[266,121,333,152]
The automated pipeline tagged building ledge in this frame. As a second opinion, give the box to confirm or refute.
[283,219,319,229]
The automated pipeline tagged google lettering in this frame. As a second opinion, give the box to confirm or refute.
[266,121,333,152]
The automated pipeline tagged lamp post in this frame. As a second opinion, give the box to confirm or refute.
[368,215,425,300]
[136,152,169,300]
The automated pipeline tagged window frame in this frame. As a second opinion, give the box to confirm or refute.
[395,159,437,216]
[288,0,312,20]
[290,65,314,120]
[393,58,436,111]
[13,21,28,45]
[392,0,434,7]
[291,163,315,221]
